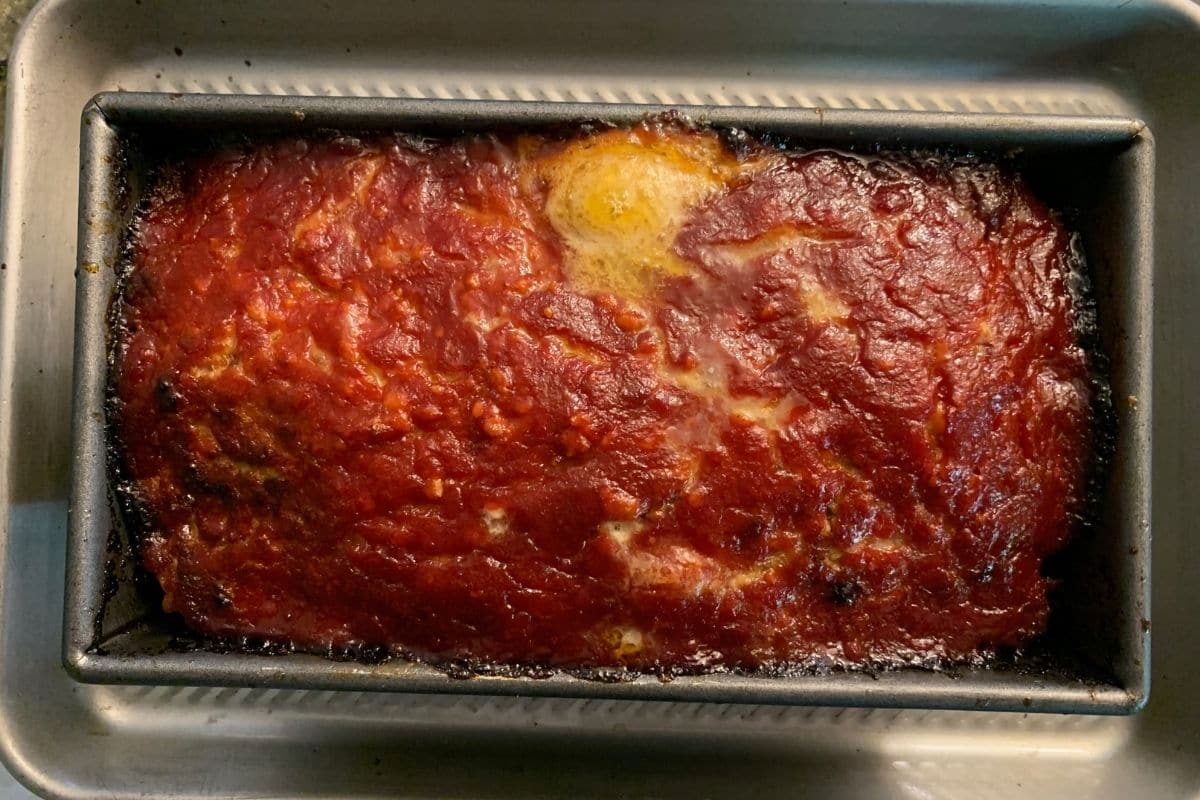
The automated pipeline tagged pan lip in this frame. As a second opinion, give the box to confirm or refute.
[80,89,1153,144]
[63,649,1147,715]
[65,90,1154,715]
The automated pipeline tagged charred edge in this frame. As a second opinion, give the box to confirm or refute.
[91,525,125,649]
[100,156,190,652]
[1067,232,1119,545]
[1028,229,1116,607]
[1026,229,1119,682]
[141,628,1117,685]
[154,376,183,412]
[716,126,755,161]
[829,580,863,606]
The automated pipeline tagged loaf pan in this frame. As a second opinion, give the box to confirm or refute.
[66,91,1153,714]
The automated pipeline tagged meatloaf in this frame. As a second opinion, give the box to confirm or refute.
[112,116,1098,672]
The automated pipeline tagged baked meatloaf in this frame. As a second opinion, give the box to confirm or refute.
[112,115,1099,672]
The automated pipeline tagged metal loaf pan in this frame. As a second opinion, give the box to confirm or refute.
[66,91,1153,714]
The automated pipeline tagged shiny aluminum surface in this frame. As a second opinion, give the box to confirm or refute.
[3,0,1199,797]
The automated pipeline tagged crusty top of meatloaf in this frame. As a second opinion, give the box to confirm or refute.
[112,116,1097,671]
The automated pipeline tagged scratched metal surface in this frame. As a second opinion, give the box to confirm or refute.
[1,0,1199,797]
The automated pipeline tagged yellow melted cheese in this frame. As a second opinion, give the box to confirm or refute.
[535,131,742,299]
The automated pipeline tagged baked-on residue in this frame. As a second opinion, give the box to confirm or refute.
[113,117,1096,670]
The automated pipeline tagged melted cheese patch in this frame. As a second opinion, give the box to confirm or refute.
[797,277,850,323]
[610,625,645,658]
[190,323,238,380]
[704,225,852,324]
[293,154,384,242]
[670,367,797,431]
[703,224,825,264]
[536,132,740,299]
[601,519,645,548]
[482,506,510,538]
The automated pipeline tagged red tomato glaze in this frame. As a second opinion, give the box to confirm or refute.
[114,119,1096,670]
